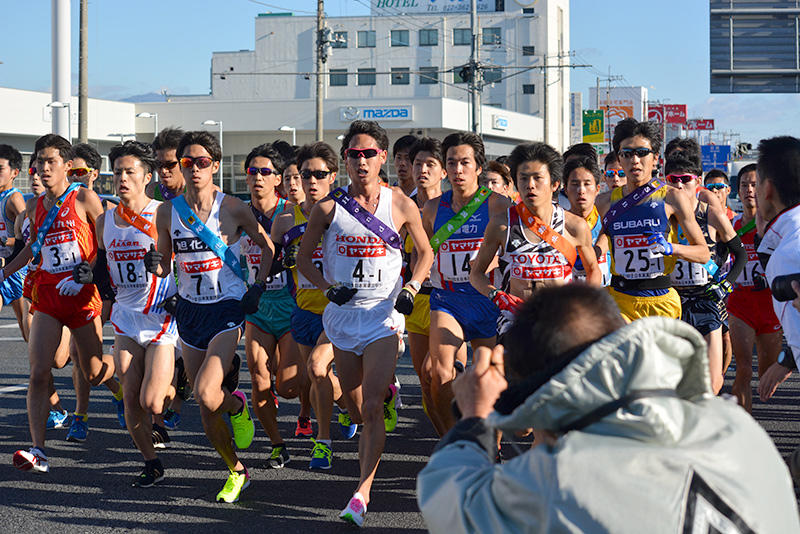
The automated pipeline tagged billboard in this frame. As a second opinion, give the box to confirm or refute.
[663,104,687,124]
[687,119,715,130]
[570,93,583,145]
[371,0,502,15]
[582,110,604,144]
[648,104,664,123]
[588,86,647,141]
[701,144,731,173]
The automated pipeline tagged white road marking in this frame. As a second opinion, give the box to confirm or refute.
[0,384,27,394]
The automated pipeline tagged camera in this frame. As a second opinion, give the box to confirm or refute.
[770,273,800,302]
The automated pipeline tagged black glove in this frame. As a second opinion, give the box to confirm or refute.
[162,294,178,316]
[705,279,733,302]
[753,272,768,291]
[240,281,265,314]
[325,283,357,306]
[72,260,93,284]
[144,243,162,274]
[282,244,299,269]
[394,288,415,315]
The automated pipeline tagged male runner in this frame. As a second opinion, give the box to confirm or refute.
[564,155,611,286]
[73,141,177,486]
[704,169,735,221]
[423,131,508,437]
[603,151,626,192]
[10,134,118,473]
[281,156,305,205]
[481,160,514,199]
[146,130,265,503]
[392,134,418,196]
[728,164,783,411]
[0,145,30,338]
[595,119,710,321]
[297,120,433,527]
[146,128,186,201]
[664,152,745,394]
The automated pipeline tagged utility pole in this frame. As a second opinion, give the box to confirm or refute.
[469,0,481,134]
[315,0,326,142]
[51,0,70,140]
[78,0,88,143]
[595,68,623,152]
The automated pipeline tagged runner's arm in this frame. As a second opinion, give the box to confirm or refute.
[296,199,334,290]
[398,194,433,286]
[150,201,173,278]
[3,191,26,249]
[566,213,602,286]
[469,213,506,297]
[667,190,711,264]
[78,187,105,226]
[233,197,274,284]
[708,203,746,284]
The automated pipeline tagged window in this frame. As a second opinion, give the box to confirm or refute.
[483,27,501,45]
[331,31,348,48]
[358,68,376,86]
[484,68,502,84]
[419,66,438,85]
[522,7,535,14]
[358,30,376,48]
[330,69,348,86]
[453,28,470,46]
[522,46,536,56]
[523,84,535,94]
[391,67,410,85]
[391,29,409,47]
[419,28,438,46]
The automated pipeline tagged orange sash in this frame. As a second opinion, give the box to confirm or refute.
[515,203,577,266]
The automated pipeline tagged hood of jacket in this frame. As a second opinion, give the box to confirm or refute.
[487,317,712,442]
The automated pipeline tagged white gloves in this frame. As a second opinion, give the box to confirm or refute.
[56,276,83,296]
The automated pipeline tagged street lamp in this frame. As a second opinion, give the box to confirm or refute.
[279,125,297,146]
[135,112,159,139]
[202,120,224,190]
[47,101,71,142]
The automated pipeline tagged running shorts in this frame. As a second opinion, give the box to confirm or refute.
[23,267,36,302]
[323,298,404,355]
[111,305,178,347]
[680,294,725,337]
[0,268,25,305]
[291,306,324,347]
[174,297,244,351]
[608,286,682,322]
[728,288,782,336]
[430,288,499,341]
[406,292,430,336]
[246,289,294,339]
[31,281,101,329]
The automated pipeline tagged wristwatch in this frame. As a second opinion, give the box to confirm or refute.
[777,349,797,371]
[487,288,500,301]
[406,280,421,293]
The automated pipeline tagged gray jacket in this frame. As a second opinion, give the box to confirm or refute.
[417,317,800,533]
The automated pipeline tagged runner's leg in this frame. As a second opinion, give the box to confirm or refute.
[115,337,153,460]
[27,312,63,449]
[245,323,282,445]
[705,327,724,395]
[730,315,756,411]
[428,310,467,435]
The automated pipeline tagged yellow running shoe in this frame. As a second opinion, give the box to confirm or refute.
[216,469,250,503]
[229,390,255,449]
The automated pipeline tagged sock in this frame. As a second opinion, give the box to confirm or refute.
[113,386,123,401]
[231,397,244,416]
[384,387,394,402]
[319,439,332,446]
[272,442,285,449]
[298,416,310,422]
[31,446,46,458]
[145,458,162,471]
[74,412,87,421]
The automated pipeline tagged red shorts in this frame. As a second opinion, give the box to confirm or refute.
[22,268,37,302]
[31,281,102,329]
[727,287,782,336]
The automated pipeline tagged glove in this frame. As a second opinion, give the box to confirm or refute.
[72,261,94,284]
[241,281,265,315]
[143,243,162,274]
[282,244,299,269]
[492,290,524,313]
[56,276,83,296]
[753,272,768,291]
[645,232,673,256]
[394,287,416,315]
[162,294,178,315]
[325,283,357,306]
[705,279,733,302]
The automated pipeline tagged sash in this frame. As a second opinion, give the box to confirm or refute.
[172,195,245,281]
[330,187,402,250]
[250,198,286,234]
[31,183,82,261]
[602,179,665,230]
[676,224,719,276]
[430,186,491,254]
[158,182,180,201]
[282,223,307,248]
[515,203,578,266]
[736,218,755,237]
[116,203,157,241]
[0,187,19,228]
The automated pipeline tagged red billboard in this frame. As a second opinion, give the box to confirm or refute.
[687,118,715,130]
[647,105,664,123]
[663,104,687,124]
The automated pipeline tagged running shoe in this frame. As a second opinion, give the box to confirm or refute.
[132,461,164,488]
[266,444,289,469]
[46,409,69,429]
[112,395,126,428]
[383,384,399,433]
[175,358,191,401]
[216,469,250,503]
[338,411,358,440]
[163,409,181,430]
[222,353,241,393]
[152,423,171,449]
[393,375,403,409]
[229,390,255,449]
[270,382,279,408]
[308,439,332,470]
[294,416,313,437]
[13,447,49,473]
[66,414,88,443]
[339,492,367,527]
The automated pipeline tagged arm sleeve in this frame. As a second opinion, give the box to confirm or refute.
[268,242,286,277]
[723,235,746,285]
[8,238,24,263]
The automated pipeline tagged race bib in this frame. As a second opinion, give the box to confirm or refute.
[333,236,386,289]
[180,256,225,302]
[297,247,324,290]
[613,234,664,279]
[437,238,481,283]
[508,251,572,281]
[41,230,82,273]
[737,243,762,287]
[109,246,149,290]
[671,258,709,287]
[243,236,285,290]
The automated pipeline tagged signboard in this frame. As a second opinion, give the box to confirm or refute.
[491,114,508,131]
[371,0,501,15]
[588,86,647,141]
[663,104,687,124]
[647,104,664,123]
[570,93,583,145]
[687,118,715,130]
[701,144,731,173]
[582,110,605,144]
[339,105,413,122]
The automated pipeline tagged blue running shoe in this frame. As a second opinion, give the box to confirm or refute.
[46,410,69,429]
[308,439,332,470]
[163,409,181,430]
[337,411,358,440]
[112,395,126,428]
[66,414,88,443]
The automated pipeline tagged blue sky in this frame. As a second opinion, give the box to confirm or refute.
[2,0,798,145]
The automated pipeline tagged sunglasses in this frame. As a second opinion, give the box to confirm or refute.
[619,147,656,159]
[246,167,277,176]
[705,183,728,191]
[67,167,94,178]
[300,169,333,180]
[157,160,179,170]
[666,174,698,184]
[28,167,37,176]
[345,148,383,160]
[179,156,214,169]
[605,169,625,178]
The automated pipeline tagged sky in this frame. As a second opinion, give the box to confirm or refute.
[2,0,798,145]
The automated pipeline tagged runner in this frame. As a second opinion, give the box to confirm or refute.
[73,140,177,486]
[0,145,30,339]
[728,164,783,412]
[281,155,305,206]
[423,131,508,437]
[271,141,356,471]
[704,169,735,221]
[480,160,514,199]
[10,134,118,474]
[564,155,611,286]
[602,151,626,192]
[296,120,433,527]
[664,151,745,393]
[392,134,418,196]
[146,130,266,502]
[595,118,710,321]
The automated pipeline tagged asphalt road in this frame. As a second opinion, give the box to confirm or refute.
[1,308,799,533]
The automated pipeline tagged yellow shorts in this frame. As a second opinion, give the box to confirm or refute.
[406,292,430,336]
[608,286,682,323]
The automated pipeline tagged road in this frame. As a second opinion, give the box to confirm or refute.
[0,308,799,533]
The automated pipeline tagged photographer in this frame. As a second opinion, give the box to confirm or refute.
[416,285,798,533]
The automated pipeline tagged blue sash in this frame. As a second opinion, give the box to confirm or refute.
[172,195,245,281]
[31,183,81,261]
